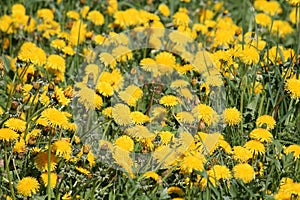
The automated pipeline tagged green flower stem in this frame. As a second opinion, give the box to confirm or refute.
[47,135,53,200]
[4,142,16,200]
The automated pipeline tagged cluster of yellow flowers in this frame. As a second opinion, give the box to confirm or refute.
[0,0,299,199]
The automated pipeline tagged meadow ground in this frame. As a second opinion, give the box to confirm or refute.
[0,0,299,199]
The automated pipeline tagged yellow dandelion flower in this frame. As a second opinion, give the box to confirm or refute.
[176,112,195,124]
[35,151,58,171]
[87,151,96,167]
[155,52,176,74]
[99,140,114,151]
[112,103,133,126]
[37,8,54,21]
[96,81,114,97]
[159,95,179,107]
[119,85,143,106]
[130,111,150,125]
[45,54,66,73]
[112,146,134,178]
[102,107,113,118]
[94,34,106,45]
[75,166,91,176]
[271,20,293,37]
[50,39,66,50]
[173,11,190,27]
[39,108,71,129]
[233,163,255,183]
[239,45,260,65]
[87,10,104,25]
[233,146,252,163]
[125,125,154,141]
[180,154,206,174]
[255,13,272,27]
[67,10,80,20]
[178,88,193,99]
[151,106,167,119]
[40,91,50,105]
[167,186,184,196]
[62,46,75,56]
[223,107,242,126]
[284,144,300,160]
[244,140,265,156]
[153,145,178,167]
[75,82,103,110]
[16,177,39,197]
[140,58,158,74]
[110,69,124,91]
[115,135,134,152]
[249,128,273,143]
[31,147,42,154]
[256,115,276,130]
[99,52,117,69]
[274,181,300,200]
[0,128,19,142]
[289,8,297,24]
[158,4,170,17]
[112,46,132,62]
[53,139,72,160]
[13,139,26,153]
[4,118,26,132]
[107,0,118,15]
[251,81,263,94]
[53,86,70,106]
[159,131,173,145]
[144,171,159,181]
[41,172,57,189]
[62,192,72,200]
[286,0,300,5]
[208,165,231,182]
[200,82,210,96]
[170,80,189,89]
[17,42,47,66]
[218,139,232,154]
[192,104,219,126]
[285,78,300,99]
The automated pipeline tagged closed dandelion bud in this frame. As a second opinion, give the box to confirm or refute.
[100,143,108,150]
[48,83,55,91]
[199,120,206,129]
[235,27,242,36]
[26,73,33,81]
[85,31,93,39]
[130,67,137,75]
[50,128,56,135]
[0,159,4,167]
[3,38,9,50]
[54,77,60,84]
[64,86,74,98]
[33,82,40,90]
[42,126,51,135]
[65,21,73,29]
[16,84,23,93]
[83,144,91,153]
[11,101,19,110]
[28,138,36,145]
[33,70,39,79]
[0,60,4,71]
[138,75,144,81]
[192,78,197,86]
